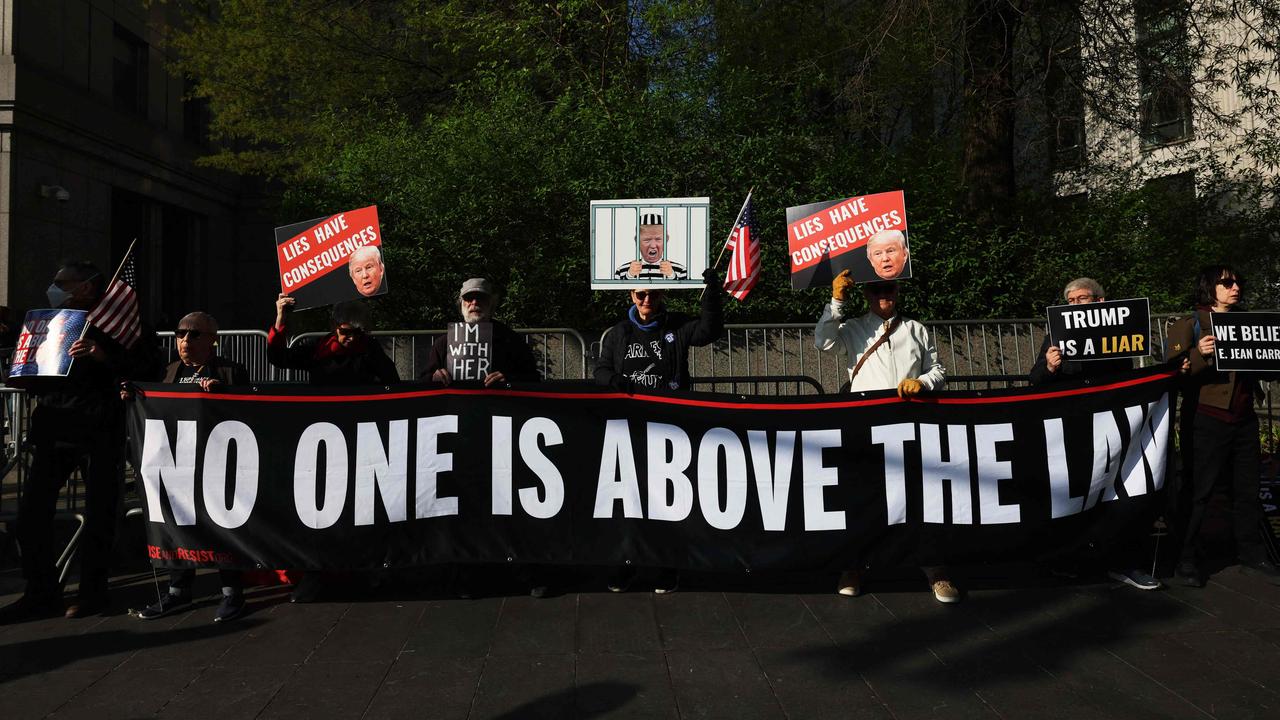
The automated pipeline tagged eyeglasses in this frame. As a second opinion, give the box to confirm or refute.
[866,284,898,296]
[174,329,205,340]
[633,291,664,301]
[336,326,364,337]
[462,293,488,303]
[1217,278,1241,289]
[1066,294,1095,305]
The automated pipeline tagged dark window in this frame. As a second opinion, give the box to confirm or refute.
[1137,0,1192,146]
[112,24,149,117]
[182,77,211,146]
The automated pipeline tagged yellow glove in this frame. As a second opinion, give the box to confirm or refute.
[897,377,923,398]
[832,269,855,303]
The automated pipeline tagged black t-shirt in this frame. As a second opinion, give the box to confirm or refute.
[174,363,209,383]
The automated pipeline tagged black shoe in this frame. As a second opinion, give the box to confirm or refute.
[1238,559,1280,586]
[653,569,680,595]
[1175,560,1205,588]
[137,592,192,620]
[214,594,246,623]
[0,593,63,625]
[529,585,549,599]
[65,593,109,619]
[290,574,323,604]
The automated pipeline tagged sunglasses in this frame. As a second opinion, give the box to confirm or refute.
[866,284,899,296]
[336,326,365,337]
[174,329,205,340]
[633,291,664,301]
[1217,278,1242,289]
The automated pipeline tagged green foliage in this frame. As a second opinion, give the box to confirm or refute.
[162,0,1280,330]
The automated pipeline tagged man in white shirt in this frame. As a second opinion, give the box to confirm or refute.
[814,270,958,603]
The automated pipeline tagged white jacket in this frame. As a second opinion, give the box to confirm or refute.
[814,300,946,393]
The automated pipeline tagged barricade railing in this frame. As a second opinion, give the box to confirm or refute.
[156,329,274,382]
[286,328,589,382]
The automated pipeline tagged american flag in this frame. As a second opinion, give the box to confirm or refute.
[87,249,141,348]
[722,193,759,301]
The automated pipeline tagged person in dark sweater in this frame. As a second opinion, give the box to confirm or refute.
[422,278,539,386]
[593,267,723,593]
[137,312,252,623]
[267,295,399,386]
[1029,277,1134,385]
[1,260,162,623]
[1029,277,1156,592]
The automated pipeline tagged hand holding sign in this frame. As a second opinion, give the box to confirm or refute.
[1198,334,1215,358]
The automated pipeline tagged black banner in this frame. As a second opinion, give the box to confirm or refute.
[127,369,1175,572]
[1047,298,1151,361]
[1210,311,1280,371]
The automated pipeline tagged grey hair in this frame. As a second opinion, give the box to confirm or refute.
[179,311,219,334]
[1063,277,1104,301]
[331,300,372,329]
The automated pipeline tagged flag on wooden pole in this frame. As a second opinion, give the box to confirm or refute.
[88,243,141,348]
[722,192,759,301]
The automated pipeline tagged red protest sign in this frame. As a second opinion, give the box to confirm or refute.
[786,190,910,289]
[274,205,387,310]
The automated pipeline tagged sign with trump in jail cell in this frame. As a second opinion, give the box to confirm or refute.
[590,198,710,289]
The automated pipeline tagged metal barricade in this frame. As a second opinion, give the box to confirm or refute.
[286,328,589,382]
[156,329,274,382]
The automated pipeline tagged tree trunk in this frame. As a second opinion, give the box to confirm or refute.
[962,0,1020,227]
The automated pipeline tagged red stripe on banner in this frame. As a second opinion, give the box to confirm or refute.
[139,370,1175,410]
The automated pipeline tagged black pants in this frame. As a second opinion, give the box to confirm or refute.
[18,436,122,599]
[1178,412,1265,565]
[168,569,243,595]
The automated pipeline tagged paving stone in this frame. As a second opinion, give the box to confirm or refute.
[157,663,296,720]
[1107,633,1280,719]
[258,660,392,720]
[467,653,576,719]
[307,601,424,664]
[360,654,485,720]
[214,602,350,668]
[665,648,783,720]
[48,666,202,720]
[753,648,891,720]
[574,651,678,719]
[576,591,661,654]
[725,592,831,650]
[0,670,105,719]
[489,593,577,656]
[401,597,503,658]
[654,592,746,651]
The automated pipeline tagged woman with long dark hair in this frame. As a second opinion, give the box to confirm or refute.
[1165,265,1280,587]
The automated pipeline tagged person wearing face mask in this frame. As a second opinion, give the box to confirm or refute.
[1,261,162,623]
[267,294,399,386]
[593,267,724,594]
[1165,265,1280,587]
[422,278,538,387]
[815,271,956,603]
[136,311,252,623]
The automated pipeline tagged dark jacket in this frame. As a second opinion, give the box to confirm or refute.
[594,290,723,392]
[30,324,163,443]
[1165,307,1260,413]
[267,325,399,386]
[1028,334,1135,386]
[162,355,251,385]
[421,320,540,383]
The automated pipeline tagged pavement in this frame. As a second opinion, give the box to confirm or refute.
[2,563,1280,719]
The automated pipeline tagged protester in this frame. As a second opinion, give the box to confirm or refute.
[594,267,724,592]
[267,295,399,601]
[1165,265,1280,587]
[0,261,161,623]
[815,270,957,602]
[422,278,545,598]
[613,214,688,280]
[422,278,539,387]
[1029,278,1134,384]
[866,229,909,281]
[1029,278,1158,591]
[136,311,251,622]
[268,294,399,386]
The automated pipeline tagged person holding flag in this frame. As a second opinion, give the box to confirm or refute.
[1,254,161,623]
